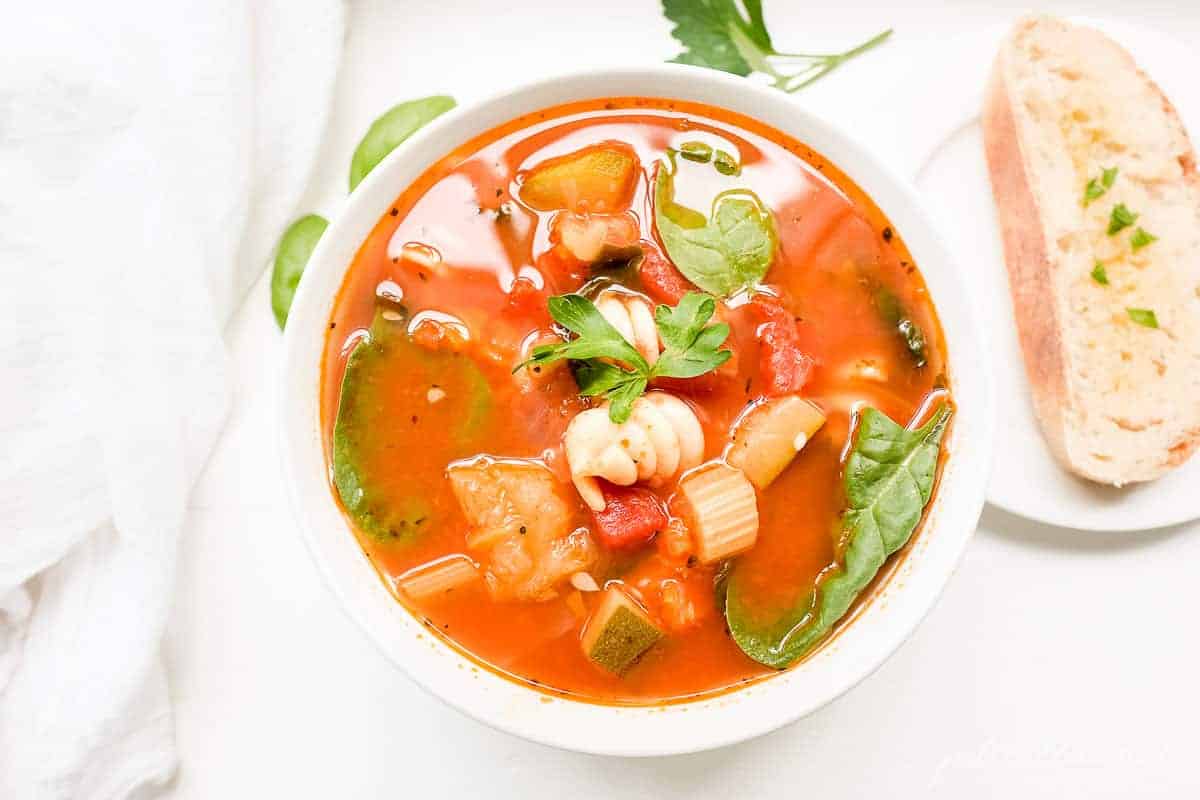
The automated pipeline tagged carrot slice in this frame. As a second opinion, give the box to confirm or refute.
[519,142,639,213]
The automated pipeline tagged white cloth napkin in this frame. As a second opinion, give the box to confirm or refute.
[0,1,344,796]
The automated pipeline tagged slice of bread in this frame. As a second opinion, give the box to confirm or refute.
[982,14,1200,486]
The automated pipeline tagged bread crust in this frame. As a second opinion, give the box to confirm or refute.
[982,47,1073,470]
[982,15,1200,486]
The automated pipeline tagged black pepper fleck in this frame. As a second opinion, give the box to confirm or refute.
[389,208,399,217]
[882,227,893,242]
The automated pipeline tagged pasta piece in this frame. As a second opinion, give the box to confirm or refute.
[563,392,704,511]
[397,555,479,601]
[676,462,759,564]
[580,587,662,673]
[595,289,660,366]
[726,395,827,489]
[556,212,642,264]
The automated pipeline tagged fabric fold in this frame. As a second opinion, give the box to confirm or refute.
[0,2,345,796]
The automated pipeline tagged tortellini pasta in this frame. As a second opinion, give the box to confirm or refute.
[563,391,704,511]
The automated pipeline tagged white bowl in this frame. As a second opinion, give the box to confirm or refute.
[280,65,995,757]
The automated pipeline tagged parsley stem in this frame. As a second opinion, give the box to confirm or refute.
[769,28,894,92]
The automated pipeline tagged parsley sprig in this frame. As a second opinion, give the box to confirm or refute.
[663,0,892,93]
[520,292,731,423]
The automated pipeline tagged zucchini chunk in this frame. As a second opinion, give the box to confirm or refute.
[519,142,639,213]
[581,587,663,674]
[397,556,479,601]
[676,462,759,564]
[726,396,826,489]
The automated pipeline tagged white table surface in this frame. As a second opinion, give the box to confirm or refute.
[165,1,1200,797]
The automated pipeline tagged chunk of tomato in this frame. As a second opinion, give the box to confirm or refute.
[750,296,813,396]
[535,244,588,294]
[638,242,696,305]
[504,276,551,326]
[590,483,668,552]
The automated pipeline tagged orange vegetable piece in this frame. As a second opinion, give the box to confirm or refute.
[519,142,640,213]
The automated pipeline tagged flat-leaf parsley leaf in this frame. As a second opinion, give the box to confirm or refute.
[518,292,731,423]
[663,0,892,93]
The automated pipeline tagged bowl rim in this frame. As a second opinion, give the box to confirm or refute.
[279,63,995,757]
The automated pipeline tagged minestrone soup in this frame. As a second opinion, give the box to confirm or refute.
[321,98,952,704]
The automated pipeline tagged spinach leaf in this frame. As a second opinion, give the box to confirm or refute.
[875,287,928,368]
[349,95,456,190]
[270,214,328,329]
[333,304,490,543]
[726,403,952,668]
[663,0,892,93]
[653,164,776,298]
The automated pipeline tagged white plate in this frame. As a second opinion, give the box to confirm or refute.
[891,18,1200,532]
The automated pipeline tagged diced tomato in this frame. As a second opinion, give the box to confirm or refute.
[590,483,668,551]
[656,517,693,562]
[652,371,722,395]
[410,317,469,354]
[750,296,813,396]
[504,276,551,326]
[638,242,696,305]
[623,551,715,632]
[534,244,588,294]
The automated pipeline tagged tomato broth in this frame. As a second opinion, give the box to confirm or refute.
[321,98,949,704]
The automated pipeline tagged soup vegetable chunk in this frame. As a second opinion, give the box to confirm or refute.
[321,98,952,703]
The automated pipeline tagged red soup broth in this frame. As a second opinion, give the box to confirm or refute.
[320,98,948,704]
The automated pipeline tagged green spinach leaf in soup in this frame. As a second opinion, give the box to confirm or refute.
[270,214,328,329]
[653,160,777,298]
[875,286,928,368]
[349,95,457,190]
[332,304,491,544]
[725,402,952,668]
